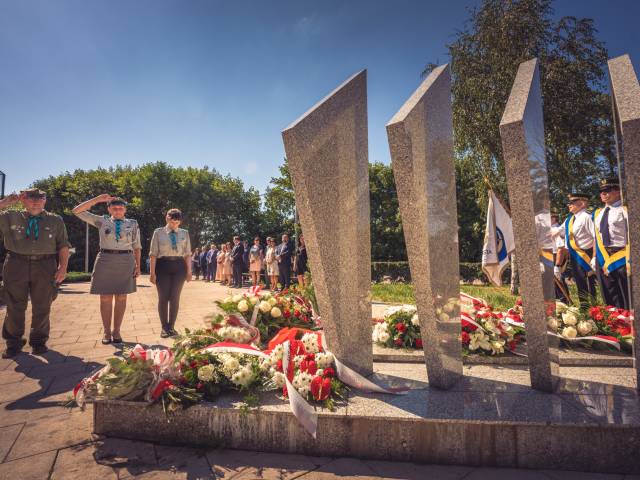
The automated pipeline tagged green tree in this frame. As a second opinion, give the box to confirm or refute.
[262,161,296,237]
[427,0,615,212]
[369,162,406,261]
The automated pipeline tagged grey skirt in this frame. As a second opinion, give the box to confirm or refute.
[90,252,137,295]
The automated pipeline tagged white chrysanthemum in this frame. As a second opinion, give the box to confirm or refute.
[221,355,240,376]
[378,330,390,343]
[576,321,593,336]
[469,330,491,351]
[315,352,334,368]
[555,301,569,314]
[197,364,217,382]
[293,354,305,368]
[562,326,577,339]
[410,314,420,326]
[292,371,314,396]
[217,326,251,344]
[271,371,286,387]
[248,296,259,305]
[237,300,249,312]
[547,317,559,331]
[490,339,505,355]
[271,307,282,318]
[232,294,243,303]
[231,365,255,388]
[301,333,320,353]
[268,297,277,306]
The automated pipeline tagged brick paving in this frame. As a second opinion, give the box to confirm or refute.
[0,276,637,479]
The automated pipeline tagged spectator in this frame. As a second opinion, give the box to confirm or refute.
[206,243,217,282]
[295,234,309,287]
[249,236,264,287]
[242,239,250,274]
[230,236,244,288]
[276,234,292,290]
[215,243,225,283]
[223,242,233,286]
[191,248,201,280]
[265,237,279,290]
[199,246,209,281]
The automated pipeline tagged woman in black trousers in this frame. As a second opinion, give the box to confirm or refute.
[149,209,192,337]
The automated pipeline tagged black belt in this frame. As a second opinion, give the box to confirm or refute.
[100,249,133,254]
[7,251,57,261]
[159,256,184,261]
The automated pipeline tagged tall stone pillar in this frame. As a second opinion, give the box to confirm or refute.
[499,58,559,392]
[386,64,462,389]
[607,54,640,389]
[282,71,372,374]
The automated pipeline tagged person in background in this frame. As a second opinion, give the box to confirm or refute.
[230,236,244,288]
[550,211,570,304]
[199,246,209,281]
[191,248,201,280]
[223,242,233,286]
[249,237,264,286]
[0,189,70,358]
[276,234,292,290]
[265,237,279,290]
[206,243,217,282]
[209,243,219,282]
[73,194,141,345]
[592,178,629,310]
[215,243,225,283]
[295,234,309,288]
[149,209,191,338]
[242,239,250,276]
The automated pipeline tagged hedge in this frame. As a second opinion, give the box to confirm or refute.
[371,261,511,284]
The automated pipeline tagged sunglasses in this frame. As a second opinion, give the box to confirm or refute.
[168,213,182,220]
[567,199,582,205]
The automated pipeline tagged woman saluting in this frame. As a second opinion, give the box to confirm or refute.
[73,194,141,344]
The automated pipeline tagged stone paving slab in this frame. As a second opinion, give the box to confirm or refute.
[0,276,638,478]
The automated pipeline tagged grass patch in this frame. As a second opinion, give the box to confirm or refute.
[63,271,92,283]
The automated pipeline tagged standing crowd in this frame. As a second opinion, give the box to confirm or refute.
[0,189,309,358]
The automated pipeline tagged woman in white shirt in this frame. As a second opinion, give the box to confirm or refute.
[149,209,192,338]
[265,237,279,290]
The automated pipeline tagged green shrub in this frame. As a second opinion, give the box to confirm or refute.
[372,261,510,284]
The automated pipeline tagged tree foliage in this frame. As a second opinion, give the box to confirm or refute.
[427,0,615,211]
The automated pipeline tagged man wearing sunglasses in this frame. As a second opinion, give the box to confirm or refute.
[0,188,70,358]
[592,178,629,310]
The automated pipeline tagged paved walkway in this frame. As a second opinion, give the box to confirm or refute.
[0,276,637,479]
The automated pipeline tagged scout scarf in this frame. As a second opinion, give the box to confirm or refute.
[169,230,178,251]
[114,219,123,242]
[25,215,41,240]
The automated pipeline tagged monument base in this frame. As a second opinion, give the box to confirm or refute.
[93,363,640,474]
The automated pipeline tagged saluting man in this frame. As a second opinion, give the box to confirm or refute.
[0,189,70,358]
[558,193,597,308]
[592,178,630,310]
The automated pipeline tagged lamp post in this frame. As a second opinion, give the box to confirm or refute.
[0,171,5,199]
[85,223,89,273]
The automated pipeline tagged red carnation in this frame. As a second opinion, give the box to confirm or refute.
[294,310,301,317]
[415,338,423,348]
[310,376,331,401]
[282,385,288,398]
[322,367,335,378]
[305,353,316,361]
[461,331,471,344]
[151,380,173,400]
[196,382,204,391]
[589,306,600,319]
[516,298,523,306]
[394,338,403,346]
[508,340,517,351]
[300,359,318,375]
[276,359,283,372]
[189,361,198,369]
[284,309,291,318]
[396,323,406,332]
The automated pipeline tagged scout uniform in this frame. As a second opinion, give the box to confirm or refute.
[149,223,191,335]
[559,194,597,307]
[75,208,141,295]
[0,189,70,354]
[593,179,630,310]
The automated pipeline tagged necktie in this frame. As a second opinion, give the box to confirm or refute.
[600,207,611,247]
[169,231,178,251]
[25,216,41,240]
[114,220,123,242]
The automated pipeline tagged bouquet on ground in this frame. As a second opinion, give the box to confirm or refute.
[460,297,525,356]
[261,328,347,410]
[215,287,316,344]
[372,305,422,349]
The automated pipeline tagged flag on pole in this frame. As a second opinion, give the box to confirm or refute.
[481,191,515,286]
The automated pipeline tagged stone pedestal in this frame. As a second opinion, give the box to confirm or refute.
[282,71,372,374]
[608,54,640,389]
[386,64,462,389]
[499,58,559,392]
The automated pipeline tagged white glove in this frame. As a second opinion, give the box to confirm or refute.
[590,257,596,270]
[553,266,562,279]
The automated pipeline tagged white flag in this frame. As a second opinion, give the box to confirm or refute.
[481,191,515,286]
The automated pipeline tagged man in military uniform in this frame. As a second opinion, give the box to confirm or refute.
[0,188,70,357]
[558,193,597,308]
[592,178,630,310]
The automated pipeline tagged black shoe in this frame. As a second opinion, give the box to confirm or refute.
[32,344,49,355]
[112,336,123,344]
[160,330,171,338]
[2,347,20,359]
[169,329,178,336]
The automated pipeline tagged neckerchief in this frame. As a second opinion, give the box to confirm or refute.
[26,215,41,240]
[114,219,123,241]
[169,230,178,251]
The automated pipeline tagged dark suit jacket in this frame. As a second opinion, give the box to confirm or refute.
[230,243,244,264]
[277,242,292,264]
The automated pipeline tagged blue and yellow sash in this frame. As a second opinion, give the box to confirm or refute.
[593,207,629,275]
[539,250,554,268]
[564,214,593,274]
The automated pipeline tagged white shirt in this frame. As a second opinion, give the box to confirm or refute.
[594,200,628,248]
[75,211,142,250]
[559,209,594,250]
[149,226,191,258]
[550,223,565,252]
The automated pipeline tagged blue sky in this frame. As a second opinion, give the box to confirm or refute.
[1,0,639,196]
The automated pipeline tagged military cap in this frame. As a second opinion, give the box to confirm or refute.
[107,197,128,207]
[599,178,620,191]
[567,192,590,201]
[21,188,46,199]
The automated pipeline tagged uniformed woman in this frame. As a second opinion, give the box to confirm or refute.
[73,194,142,344]
[149,209,192,338]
